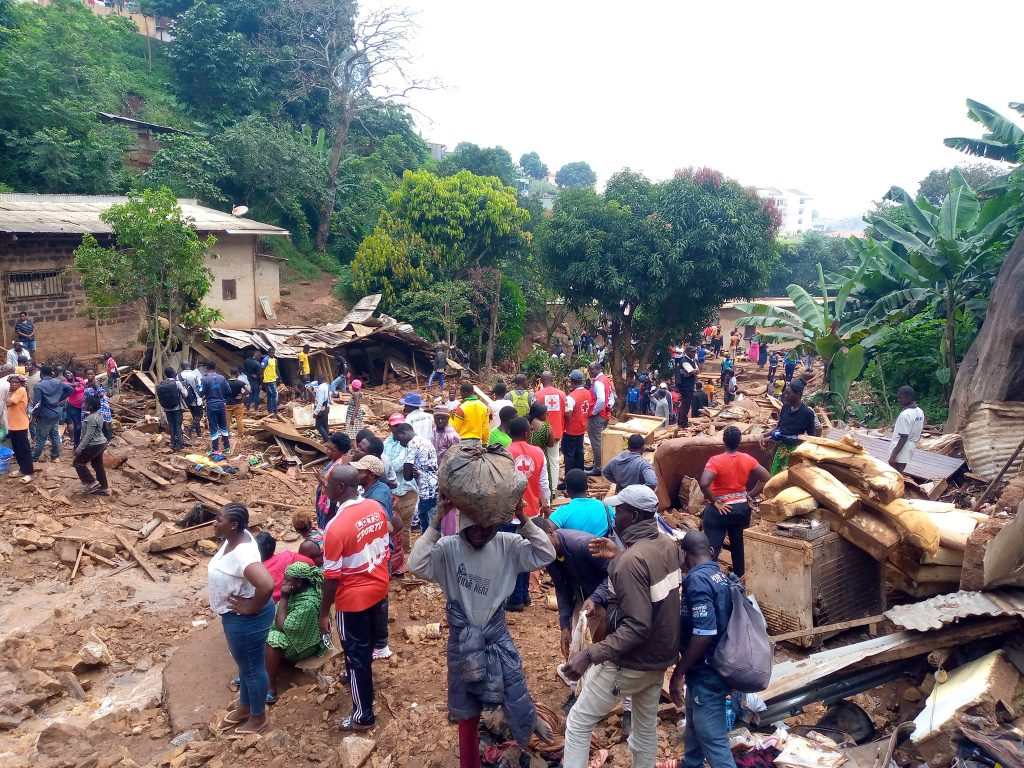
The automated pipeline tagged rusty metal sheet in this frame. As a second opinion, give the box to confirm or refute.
[961,401,1024,481]
[825,428,964,482]
[884,588,1024,631]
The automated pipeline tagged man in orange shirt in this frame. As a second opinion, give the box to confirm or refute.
[536,370,566,495]
[505,417,551,610]
[319,463,390,731]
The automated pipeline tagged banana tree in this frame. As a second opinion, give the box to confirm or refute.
[734,262,880,418]
[861,168,1018,390]
[944,99,1024,163]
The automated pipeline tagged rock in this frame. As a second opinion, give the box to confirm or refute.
[20,668,64,696]
[34,513,65,536]
[338,735,376,768]
[0,710,32,730]
[134,654,153,672]
[197,540,218,554]
[257,729,293,751]
[169,729,201,747]
[902,686,923,703]
[12,526,41,547]
[0,539,14,559]
[947,230,1024,431]
[36,721,91,757]
[91,542,117,560]
[59,543,81,566]
[58,671,87,701]
[78,631,113,666]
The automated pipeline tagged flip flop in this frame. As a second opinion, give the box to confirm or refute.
[265,692,278,705]
[338,716,374,732]
[232,720,269,736]
[216,710,247,730]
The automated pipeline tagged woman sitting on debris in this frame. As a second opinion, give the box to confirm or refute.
[699,426,770,577]
[208,503,275,735]
[291,509,324,567]
[265,561,327,703]
[315,432,351,529]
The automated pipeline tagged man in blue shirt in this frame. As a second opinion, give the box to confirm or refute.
[670,531,735,768]
[549,469,611,537]
[201,362,231,454]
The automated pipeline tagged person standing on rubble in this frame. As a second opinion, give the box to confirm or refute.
[311,379,332,442]
[201,362,232,455]
[562,370,593,477]
[700,426,770,577]
[260,350,279,415]
[603,434,658,491]
[409,482,556,768]
[674,345,700,429]
[400,392,433,442]
[587,361,614,477]
[536,370,567,492]
[428,343,447,391]
[561,485,681,768]
[297,344,312,400]
[511,373,535,417]
[318,463,390,732]
[73,395,110,495]
[225,369,249,439]
[669,531,736,768]
[315,433,351,529]
[243,350,262,412]
[760,378,821,475]
[331,353,350,394]
[888,385,924,473]
[450,381,490,444]
[6,374,34,483]
[344,379,365,439]
[178,362,205,439]
[394,421,439,537]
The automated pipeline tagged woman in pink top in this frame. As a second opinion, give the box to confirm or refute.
[62,369,88,449]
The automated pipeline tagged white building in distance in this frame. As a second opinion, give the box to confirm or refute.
[756,186,814,234]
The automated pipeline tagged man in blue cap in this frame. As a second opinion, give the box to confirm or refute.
[401,392,432,442]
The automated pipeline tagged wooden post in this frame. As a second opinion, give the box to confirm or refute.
[410,348,419,389]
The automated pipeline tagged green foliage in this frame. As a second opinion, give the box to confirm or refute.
[4,125,135,194]
[519,151,548,180]
[143,134,229,204]
[498,278,526,358]
[768,232,854,295]
[555,161,597,189]
[402,280,477,346]
[73,188,220,374]
[519,345,584,383]
[917,163,1004,205]
[438,144,519,187]
[944,99,1024,163]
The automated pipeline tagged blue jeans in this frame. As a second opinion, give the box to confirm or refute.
[264,382,278,413]
[427,370,445,390]
[63,404,83,448]
[246,383,261,411]
[416,495,437,534]
[206,402,230,451]
[500,522,531,607]
[330,375,349,394]
[221,600,274,717]
[683,672,736,768]
[32,416,61,461]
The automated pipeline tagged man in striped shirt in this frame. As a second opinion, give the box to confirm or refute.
[319,464,390,732]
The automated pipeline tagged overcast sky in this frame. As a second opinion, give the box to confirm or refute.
[380,0,1023,220]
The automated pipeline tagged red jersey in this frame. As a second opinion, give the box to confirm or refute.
[565,387,593,436]
[593,373,614,419]
[322,498,390,612]
[508,440,545,517]
[537,385,567,439]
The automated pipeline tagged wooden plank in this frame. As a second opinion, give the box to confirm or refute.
[771,614,886,643]
[83,548,118,567]
[68,543,86,581]
[186,482,232,508]
[125,459,170,488]
[252,465,304,494]
[825,427,965,482]
[113,530,160,582]
[259,417,329,453]
[127,369,157,397]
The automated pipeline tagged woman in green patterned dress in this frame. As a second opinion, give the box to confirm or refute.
[265,562,327,702]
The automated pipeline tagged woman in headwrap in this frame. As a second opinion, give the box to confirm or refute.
[265,561,327,703]
[291,509,324,567]
[759,378,821,474]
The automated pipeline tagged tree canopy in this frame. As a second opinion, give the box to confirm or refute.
[555,161,597,189]
[519,151,548,180]
[438,144,520,187]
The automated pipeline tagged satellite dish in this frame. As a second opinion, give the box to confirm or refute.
[231,205,249,217]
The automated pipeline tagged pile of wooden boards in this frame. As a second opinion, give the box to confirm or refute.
[760,435,993,597]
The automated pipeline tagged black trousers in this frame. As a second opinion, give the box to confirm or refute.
[74,443,108,488]
[702,501,751,577]
[9,429,33,475]
[371,597,389,651]
[315,409,330,442]
[561,433,585,474]
[166,409,184,449]
[338,598,388,725]
[187,404,204,436]
[676,389,695,428]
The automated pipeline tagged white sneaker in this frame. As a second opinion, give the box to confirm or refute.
[20,475,32,484]
[372,645,393,660]
[8,470,22,478]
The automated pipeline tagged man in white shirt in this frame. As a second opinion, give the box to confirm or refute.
[400,392,433,442]
[488,380,515,430]
[311,380,332,442]
[888,385,925,472]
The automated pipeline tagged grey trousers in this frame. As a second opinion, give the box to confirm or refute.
[586,415,608,470]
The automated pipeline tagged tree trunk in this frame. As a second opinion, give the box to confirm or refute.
[484,269,502,374]
[315,108,354,252]
[609,316,629,417]
[544,301,569,345]
[944,281,958,397]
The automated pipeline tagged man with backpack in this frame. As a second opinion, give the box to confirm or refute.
[670,531,737,768]
[156,367,188,450]
[178,362,204,439]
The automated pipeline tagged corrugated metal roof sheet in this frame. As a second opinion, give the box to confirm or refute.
[961,401,1024,481]
[825,428,965,482]
[884,589,1024,631]
[0,194,287,236]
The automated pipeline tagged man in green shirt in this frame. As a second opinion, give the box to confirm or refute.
[488,405,517,447]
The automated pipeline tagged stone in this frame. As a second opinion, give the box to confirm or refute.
[12,526,41,546]
[0,539,14,559]
[78,631,113,666]
[338,735,376,768]
[34,513,65,535]
[58,670,87,701]
[902,686,923,703]
[59,543,81,566]
[36,721,91,757]
[196,540,218,554]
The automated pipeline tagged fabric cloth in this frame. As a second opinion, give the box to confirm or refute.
[543,442,559,501]
[563,662,664,768]
[564,387,594,436]
[431,424,460,464]
[537,386,567,438]
[893,405,925,463]
[405,408,433,443]
[402,434,438,499]
[322,498,390,613]
[263,550,315,602]
[684,671,737,768]
[585,518,681,671]
[488,427,512,447]
[408,517,555,628]
[704,451,760,504]
[507,440,549,516]
[602,450,658,489]
[267,575,324,661]
[222,599,275,718]
[591,374,614,419]
[446,600,537,747]
[702,502,752,577]
[207,531,263,615]
[550,496,611,537]
[680,561,733,677]
[587,414,609,470]
[776,402,818,439]
[528,420,552,453]
[393,490,418,559]
[226,403,245,435]
[451,396,491,441]
[770,443,797,475]
[547,528,612,630]
[338,599,387,725]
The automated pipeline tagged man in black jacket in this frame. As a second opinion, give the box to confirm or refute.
[562,485,681,768]
[32,365,72,462]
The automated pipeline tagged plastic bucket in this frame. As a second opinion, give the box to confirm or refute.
[0,446,13,475]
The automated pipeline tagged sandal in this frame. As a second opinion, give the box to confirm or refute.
[265,692,278,705]
[233,719,269,735]
[338,716,374,732]
[217,709,247,730]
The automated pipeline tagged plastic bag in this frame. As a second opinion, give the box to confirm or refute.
[438,443,526,527]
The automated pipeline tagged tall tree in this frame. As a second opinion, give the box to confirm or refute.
[73,189,221,377]
[263,2,435,251]
[945,99,1024,163]
[143,134,229,205]
[519,151,548,180]
[555,161,597,189]
[916,163,1004,205]
[438,144,519,187]
[768,231,854,294]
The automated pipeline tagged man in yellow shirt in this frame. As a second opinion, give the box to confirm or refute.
[298,344,312,402]
[261,351,279,415]
[450,381,489,444]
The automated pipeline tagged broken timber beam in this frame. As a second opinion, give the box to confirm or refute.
[149,511,266,552]
[186,482,232,509]
[112,530,161,582]
[126,459,171,488]
[771,614,886,643]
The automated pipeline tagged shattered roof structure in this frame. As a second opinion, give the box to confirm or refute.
[884,589,1024,632]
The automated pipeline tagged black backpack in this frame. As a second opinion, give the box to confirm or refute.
[157,379,182,409]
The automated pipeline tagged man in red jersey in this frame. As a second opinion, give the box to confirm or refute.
[562,370,593,479]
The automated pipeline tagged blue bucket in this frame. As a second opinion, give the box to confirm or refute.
[0,446,13,475]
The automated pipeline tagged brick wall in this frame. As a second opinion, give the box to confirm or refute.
[0,235,144,359]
